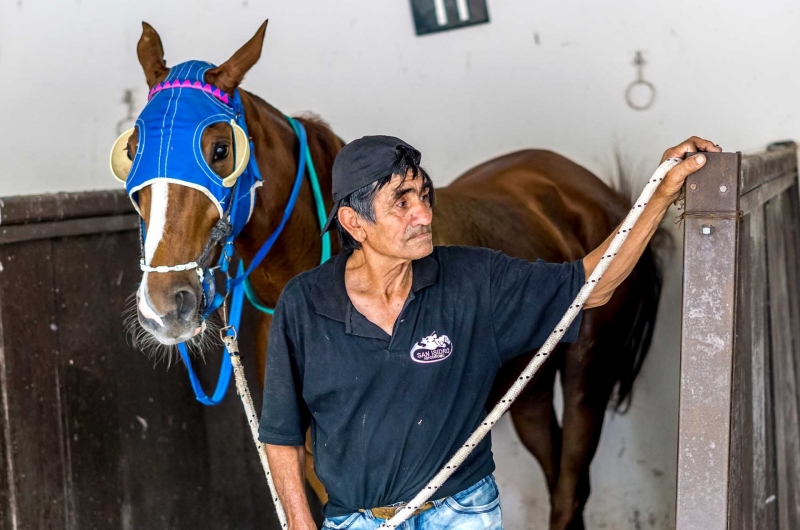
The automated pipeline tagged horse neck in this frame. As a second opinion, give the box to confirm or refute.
[234,90,340,307]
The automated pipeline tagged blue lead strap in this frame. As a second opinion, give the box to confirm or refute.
[230,117,308,289]
[238,116,332,313]
[177,275,243,406]
[178,341,232,405]
[178,160,243,406]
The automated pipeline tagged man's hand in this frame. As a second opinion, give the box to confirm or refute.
[583,136,721,307]
[654,136,722,204]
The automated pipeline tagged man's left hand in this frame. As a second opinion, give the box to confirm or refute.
[655,136,722,203]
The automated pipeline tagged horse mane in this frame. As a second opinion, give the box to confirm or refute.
[292,111,347,147]
[291,111,333,131]
[240,88,345,146]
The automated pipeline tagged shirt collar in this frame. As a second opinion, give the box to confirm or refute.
[311,249,439,323]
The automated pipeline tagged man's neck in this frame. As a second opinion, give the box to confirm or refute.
[345,248,413,304]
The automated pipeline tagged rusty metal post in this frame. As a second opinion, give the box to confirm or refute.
[677,152,741,530]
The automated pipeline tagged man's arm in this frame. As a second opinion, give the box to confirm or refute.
[264,444,316,530]
[583,136,720,308]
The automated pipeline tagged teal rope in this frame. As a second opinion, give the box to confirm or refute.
[243,116,331,314]
[242,260,275,315]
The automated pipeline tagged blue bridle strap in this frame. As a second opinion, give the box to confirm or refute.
[176,273,243,406]
[231,116,308,288]
[239,117,332,314]
[177,115,329,406]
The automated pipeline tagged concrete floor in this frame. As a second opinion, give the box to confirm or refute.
[493,220,684,530]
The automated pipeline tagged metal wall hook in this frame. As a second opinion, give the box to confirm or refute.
[625,50,656,111]
[116,89,137,135]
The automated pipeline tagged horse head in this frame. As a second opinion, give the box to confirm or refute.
[111,21,268,351]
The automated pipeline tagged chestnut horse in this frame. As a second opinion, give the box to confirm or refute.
[125,22,664,530]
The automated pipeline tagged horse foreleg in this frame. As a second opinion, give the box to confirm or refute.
[507,354,562,494]
[550,342,616,530]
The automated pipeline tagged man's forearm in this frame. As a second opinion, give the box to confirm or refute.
[582,191,672,308]
[264,444,316,530]
[582,144,718,308]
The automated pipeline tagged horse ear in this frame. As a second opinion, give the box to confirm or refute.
[205,20,268,94]
[137,22,170,88]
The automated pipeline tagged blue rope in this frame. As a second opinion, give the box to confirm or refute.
[240,116,332,314]
[230,118,307,289]
[175,171,243,406]
[176,275,244,406]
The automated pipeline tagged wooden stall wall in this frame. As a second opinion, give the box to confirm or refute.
[677,143,800,530]
[0,192,302,529]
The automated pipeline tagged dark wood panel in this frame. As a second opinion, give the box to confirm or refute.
[0,275,11,528]
[779,184,800,513]
[750,206,780,530]
[0,219,286,529]
[739,172,796,216]
[0,191,132,226]
[0,215,139,245]
[52,230,198,528]
[0,240,69,528]
[764,191,800,529]
[729,211,755,530]
[740,144,798,195]
[729,207,778,530]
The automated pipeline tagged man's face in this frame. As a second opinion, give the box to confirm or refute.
[362,171,433,260]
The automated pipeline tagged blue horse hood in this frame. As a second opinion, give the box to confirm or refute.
[111,60,261,235]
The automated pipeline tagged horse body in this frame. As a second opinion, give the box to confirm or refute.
[124,23,663,530]
[432,150,664,529]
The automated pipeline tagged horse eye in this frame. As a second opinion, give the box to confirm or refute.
[125,144,135,161]
[213,144,229,162]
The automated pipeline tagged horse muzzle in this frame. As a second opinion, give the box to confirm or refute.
[137,279,205,345]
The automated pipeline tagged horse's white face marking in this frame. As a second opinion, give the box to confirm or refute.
[138,181,169,323]
[137,281,164,326]
[144,181,169,266]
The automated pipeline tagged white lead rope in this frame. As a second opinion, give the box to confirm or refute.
[222,334,289,528]
[380,158,681,528]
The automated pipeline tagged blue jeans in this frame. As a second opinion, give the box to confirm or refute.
[321,474,502,530]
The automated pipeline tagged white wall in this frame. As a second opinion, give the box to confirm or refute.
[2,1,797,528]
[2,0,799,197]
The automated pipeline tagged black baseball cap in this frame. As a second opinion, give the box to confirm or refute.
[321,135,421,233]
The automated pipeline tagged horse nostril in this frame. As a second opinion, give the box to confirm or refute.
[174,288,198,321]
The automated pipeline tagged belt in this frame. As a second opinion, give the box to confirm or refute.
[360,501,435,520]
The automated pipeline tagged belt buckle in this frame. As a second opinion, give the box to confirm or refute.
[370,506,399,520]
[366,501,433,520]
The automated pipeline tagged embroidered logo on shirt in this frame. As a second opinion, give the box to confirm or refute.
[410,332,453,363]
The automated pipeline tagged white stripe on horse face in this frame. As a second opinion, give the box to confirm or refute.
[138,180,169,324]
[144,181,169,266]
[138,278,164,326]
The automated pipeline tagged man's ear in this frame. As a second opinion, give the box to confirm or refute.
[338,207,366,243]
[204,20,268,94]
[137,22,170,88]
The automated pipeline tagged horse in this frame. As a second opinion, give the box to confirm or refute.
[120,21,665,530]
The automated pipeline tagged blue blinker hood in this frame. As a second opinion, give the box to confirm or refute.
[110,60,262,235]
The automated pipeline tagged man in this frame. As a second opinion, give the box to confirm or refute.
[259,135,719,529]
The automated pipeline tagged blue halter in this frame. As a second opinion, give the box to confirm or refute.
[114,60,331,405]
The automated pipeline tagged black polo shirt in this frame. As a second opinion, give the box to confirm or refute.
[258,246,584,517]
